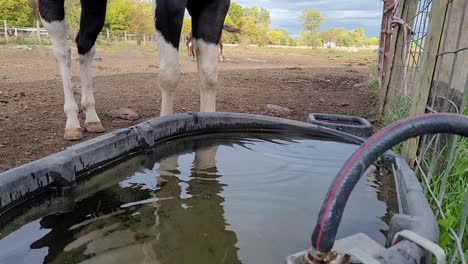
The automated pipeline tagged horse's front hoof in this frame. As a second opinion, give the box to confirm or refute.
[85,122,105,133]
[64,128,83,141]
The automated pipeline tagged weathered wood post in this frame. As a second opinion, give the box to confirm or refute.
[401,0,449,166]
[4,20,8,41]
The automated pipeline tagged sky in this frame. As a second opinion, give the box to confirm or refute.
[233,0,383,38]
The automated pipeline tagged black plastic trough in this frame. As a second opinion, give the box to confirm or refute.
[0,113,438,263]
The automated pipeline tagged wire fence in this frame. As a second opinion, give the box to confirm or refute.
[379,0,467,262]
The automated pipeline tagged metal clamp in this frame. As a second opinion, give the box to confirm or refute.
[392,230,446,264]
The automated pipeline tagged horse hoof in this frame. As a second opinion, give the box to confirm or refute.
[64,128,83,141]
[85,122,105,133]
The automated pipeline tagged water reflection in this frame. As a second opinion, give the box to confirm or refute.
[0,133,395,264]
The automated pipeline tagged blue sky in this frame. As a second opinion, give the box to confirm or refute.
[233,0,383,37]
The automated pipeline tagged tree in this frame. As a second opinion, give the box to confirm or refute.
[243,6,270,27]
[0,0,34,26]
[300,10,324,33]
[181,18,191,37]
[299,10,324,47]
[106,0,133,33]
[227,2,243,27]
[128,2,153,45]
[64,0,81,37]
[365,37,379,46]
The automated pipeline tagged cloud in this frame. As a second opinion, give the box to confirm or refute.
[232,0,383,37]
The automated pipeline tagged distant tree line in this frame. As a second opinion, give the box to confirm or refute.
[0,0,379,47]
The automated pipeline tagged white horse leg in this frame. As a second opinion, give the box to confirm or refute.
[41,19,82,140]
[156,32,180,116]
[194,39,219,112]
[79,45,105,133]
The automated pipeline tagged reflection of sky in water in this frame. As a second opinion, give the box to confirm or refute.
[0,220,50,264]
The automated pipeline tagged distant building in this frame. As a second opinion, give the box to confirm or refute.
[324,41,337,48]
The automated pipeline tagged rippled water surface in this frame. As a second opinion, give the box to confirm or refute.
[0,133,395,264]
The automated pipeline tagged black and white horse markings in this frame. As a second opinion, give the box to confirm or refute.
[39,0,231,140]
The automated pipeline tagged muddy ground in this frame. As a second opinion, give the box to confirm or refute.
[0,45,378,172]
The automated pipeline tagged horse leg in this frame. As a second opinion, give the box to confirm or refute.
[189,0,229,112]
[39,0,81,140]
[76,0,107,133]
[154,0,185,116]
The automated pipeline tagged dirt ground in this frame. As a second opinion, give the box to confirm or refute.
[0,45,378,172]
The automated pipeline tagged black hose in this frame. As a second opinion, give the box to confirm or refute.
[311,113,468,253]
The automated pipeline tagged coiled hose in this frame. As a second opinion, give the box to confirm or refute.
[310,113,468,254]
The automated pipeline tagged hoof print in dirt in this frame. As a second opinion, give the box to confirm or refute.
[108,108,140,121]
[264,104,291,117]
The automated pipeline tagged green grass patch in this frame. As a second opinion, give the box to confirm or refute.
[367,74,379,96]
[257,46,376,60]
[382,96,412,153]
[0,38,50,46]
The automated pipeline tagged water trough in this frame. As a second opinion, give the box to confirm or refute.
[0,113,440,263]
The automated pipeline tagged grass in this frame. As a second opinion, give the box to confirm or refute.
[257,46,377,61]
[382,96,412,153]
[430,135,468,260]
[427,103,468,260]
[382,95,467,260]
[367,74,379,96]
[0,38,50,46]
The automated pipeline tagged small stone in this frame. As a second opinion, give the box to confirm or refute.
[264,104,292,117]
[341,102,350,107]
[108,108,140,121]
[94,57,103,62]
[25,152,31,155]
[14,92,26,97]
[319,99,325,103]
[353,83,366,88]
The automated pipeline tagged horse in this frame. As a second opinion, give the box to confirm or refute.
[187,25,241,62]
[38,0,231,140]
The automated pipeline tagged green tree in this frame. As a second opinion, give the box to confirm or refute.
[299,10,324,47]
[64,0,81,36]
[106,0,132,33]
[243,6,270,27]
[350,27,365,46]
[181,18,191,37]
[128,2,153,45]
[227,2,243,27]
[0,0,34,27]
[365,37,379,46]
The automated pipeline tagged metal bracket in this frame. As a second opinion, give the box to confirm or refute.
[344,248,382,264]
[392,230,446,264]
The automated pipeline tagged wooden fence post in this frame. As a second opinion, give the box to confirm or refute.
[106,29,110,45]
[36,20,41,42]
[143,34,146,46]
[380,0,419,114]
[401,0,449,166]
[124,31,127,43]
[4,20,8,41]
[379,0,406,114]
